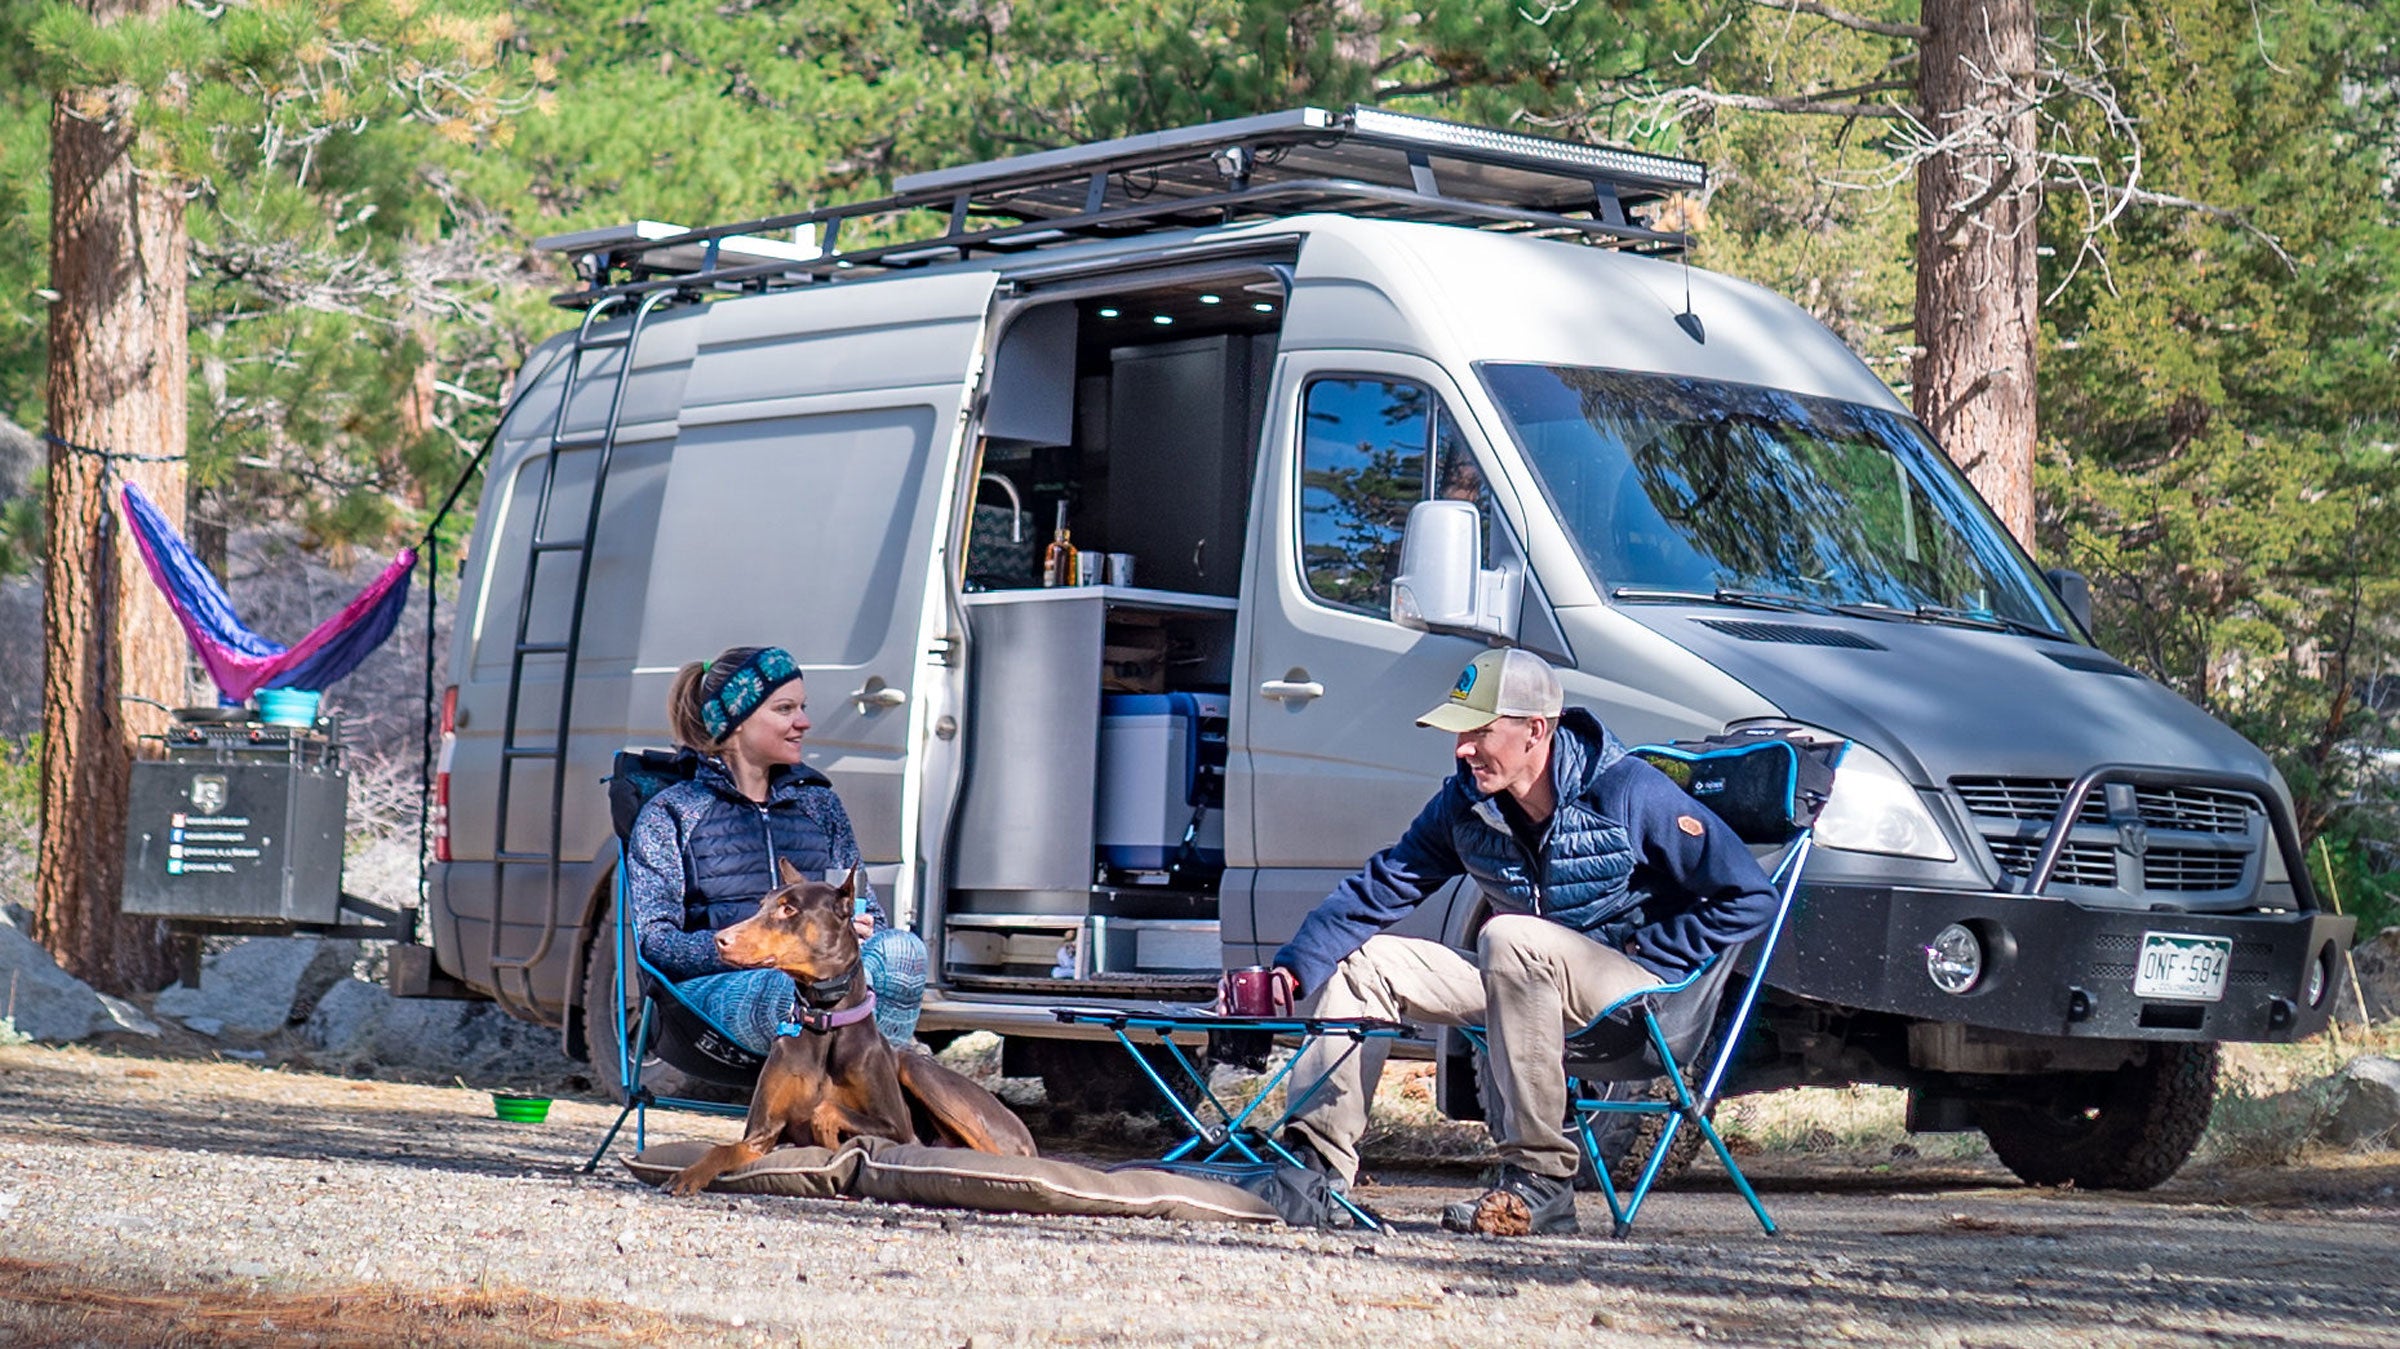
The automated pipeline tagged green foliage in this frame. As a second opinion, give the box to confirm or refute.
[0,734,39,909]
[2037,0,2400,850]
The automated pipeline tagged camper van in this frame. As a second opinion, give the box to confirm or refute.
[422,107,2352,1189]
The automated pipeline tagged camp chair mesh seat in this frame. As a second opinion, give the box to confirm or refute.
[1465,727,1844,1238]
[582,748,766,1173]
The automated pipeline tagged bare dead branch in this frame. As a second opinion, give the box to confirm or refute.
[1746,0,1928,41]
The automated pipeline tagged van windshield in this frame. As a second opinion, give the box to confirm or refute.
[1479,364,2071,637]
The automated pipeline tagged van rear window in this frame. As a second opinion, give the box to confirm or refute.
[1479,364,2069,636]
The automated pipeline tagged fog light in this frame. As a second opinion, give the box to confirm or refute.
[2307,945,2332,1008]
[1926,923,1983,995]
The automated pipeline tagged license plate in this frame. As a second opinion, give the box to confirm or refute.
[2132,932,2232,1002]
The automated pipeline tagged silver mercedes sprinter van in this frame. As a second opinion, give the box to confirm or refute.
[421,107,2352,1188]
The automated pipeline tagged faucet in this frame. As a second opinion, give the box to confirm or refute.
[977,472,1024,542]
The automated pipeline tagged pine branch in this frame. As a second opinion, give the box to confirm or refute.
[1655,87,1918,119]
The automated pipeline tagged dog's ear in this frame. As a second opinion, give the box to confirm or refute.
[777,857,807,887]
[834,866,860,902]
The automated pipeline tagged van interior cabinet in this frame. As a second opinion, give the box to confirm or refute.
[946,585,1234,987]
[1103,335,1270,596]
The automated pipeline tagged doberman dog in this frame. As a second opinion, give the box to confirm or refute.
[666,861,1037,1197]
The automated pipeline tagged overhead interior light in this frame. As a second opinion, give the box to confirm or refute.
[1098,307,1120,318]
[1198,294,1221,305]
[1152,315,1173,325]
[1252,302,1274,313]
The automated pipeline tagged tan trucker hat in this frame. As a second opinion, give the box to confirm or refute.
[1417,648,1564,732]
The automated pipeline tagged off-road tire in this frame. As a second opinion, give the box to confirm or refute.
[1976,1043,2220,1190]
[579,892,705,1104]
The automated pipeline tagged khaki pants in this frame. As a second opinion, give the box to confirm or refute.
[1283,916,1655,1183]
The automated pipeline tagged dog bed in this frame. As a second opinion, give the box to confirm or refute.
[625,1137,1280,1224]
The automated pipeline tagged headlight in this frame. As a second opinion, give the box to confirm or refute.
[1809,740,1957,862]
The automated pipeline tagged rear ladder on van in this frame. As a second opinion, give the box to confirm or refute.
[486,289,673,1021]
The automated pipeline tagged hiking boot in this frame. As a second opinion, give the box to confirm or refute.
[1276,1131,1350,1195]
[1440,1164,1579,1236]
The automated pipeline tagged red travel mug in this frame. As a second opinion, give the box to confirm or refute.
[1225,965,1284,1017]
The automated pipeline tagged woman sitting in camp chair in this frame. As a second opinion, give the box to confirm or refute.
[625,645,928,1054]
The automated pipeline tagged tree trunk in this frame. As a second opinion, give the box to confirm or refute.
[1913,0,2041,548]
[37,4,188,995]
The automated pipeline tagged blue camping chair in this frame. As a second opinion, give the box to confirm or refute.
[581,748,765,1173]
[1464,729,1843,1239]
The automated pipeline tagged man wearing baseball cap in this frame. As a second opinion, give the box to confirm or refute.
[1250,647,1776,1236]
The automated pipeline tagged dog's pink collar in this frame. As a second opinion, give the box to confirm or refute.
[777,990,878,1036]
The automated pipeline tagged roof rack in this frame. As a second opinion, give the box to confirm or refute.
[537,106,1704,309]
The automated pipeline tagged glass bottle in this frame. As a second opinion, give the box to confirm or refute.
[1042,501,1076,587]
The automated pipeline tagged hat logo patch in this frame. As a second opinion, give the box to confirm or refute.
[1452,666,1477,700]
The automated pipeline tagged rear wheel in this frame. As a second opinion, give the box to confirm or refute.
[1976,1043,2220,1190]
[1014,1037,1204,1120]
[579,893,702,1103]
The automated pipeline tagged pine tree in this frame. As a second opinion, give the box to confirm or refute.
[23,0,544,990]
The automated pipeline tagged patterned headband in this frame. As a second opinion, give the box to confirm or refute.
[701,647,802,740]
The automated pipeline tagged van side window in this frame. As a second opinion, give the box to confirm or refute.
[1299,378,1495,618]
[1299,378,1428,614]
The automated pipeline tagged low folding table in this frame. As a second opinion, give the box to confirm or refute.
[1051,1007,1410,1231]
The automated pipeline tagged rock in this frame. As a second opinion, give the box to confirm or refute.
[2343,927,2400,1023]
[93,992,161,1038]
[2319,1056,2400,1150]
[0,915,121,1042]
[155,937,360,1038]
[300,978,586,1091]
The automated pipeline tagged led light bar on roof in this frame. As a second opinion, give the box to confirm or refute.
[533,219,821,275]
[1344,107,1706,193]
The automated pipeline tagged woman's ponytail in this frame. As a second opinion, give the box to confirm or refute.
[667,660,714,750]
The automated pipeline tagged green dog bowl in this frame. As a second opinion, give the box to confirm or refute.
[491,1093,552,1123]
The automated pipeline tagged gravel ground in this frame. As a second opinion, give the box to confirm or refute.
[4,1040,2398,1347]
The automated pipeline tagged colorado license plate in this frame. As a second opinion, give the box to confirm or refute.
[2132,932,2232,1002]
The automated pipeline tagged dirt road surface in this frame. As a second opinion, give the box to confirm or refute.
[2,1041,2395,1347]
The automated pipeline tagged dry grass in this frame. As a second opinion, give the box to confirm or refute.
[2203,1021,2400,1167]
[0,1257,695,1348]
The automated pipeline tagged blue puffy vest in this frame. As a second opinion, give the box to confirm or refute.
[1446,710,1642,935]
[663,757,880,933]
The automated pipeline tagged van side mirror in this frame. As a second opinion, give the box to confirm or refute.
[2043,567,2093,635]
[1392,500,1516,639]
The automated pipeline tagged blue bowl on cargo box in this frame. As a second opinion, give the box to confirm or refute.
[256,688,322,728]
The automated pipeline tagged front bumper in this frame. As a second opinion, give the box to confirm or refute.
[1774,883,2355,1042]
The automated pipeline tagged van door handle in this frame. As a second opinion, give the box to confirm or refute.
[849,680,908,711]
[1259,677,1325,703]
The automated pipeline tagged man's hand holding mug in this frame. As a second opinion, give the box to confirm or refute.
[1215,964,1298,1017]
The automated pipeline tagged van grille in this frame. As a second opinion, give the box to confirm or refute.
[1986,837,2118,888]
[1955,776,2261,896]
[1951,778,2257,832]
[2143,850,2248,891]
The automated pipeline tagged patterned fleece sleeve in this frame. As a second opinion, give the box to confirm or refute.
[625,794,728,981]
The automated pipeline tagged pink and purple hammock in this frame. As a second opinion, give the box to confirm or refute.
[119,482,415,703]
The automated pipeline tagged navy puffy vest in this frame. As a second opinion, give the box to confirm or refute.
[672,758,872,932]
[1446,711,1641,934]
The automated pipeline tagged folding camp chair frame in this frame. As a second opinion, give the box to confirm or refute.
[1569,834,1809,1238]
[1455,833,1813,1239]
[581,843,760,1172]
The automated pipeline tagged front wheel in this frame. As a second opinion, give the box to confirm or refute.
[1976,1043,2220,1190]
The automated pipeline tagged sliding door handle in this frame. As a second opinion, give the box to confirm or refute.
[1259,677,1325,703]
